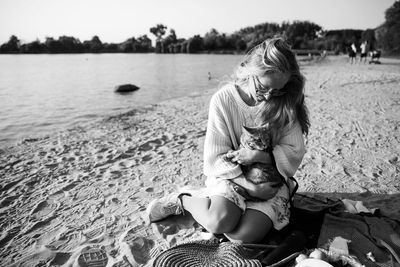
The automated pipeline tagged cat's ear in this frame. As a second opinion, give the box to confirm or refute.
[242,125,257,134]
[260,123,270,131]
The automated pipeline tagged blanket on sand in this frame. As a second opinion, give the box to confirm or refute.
[152,193,400,267]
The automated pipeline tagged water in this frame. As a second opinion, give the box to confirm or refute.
[0,53,242,147]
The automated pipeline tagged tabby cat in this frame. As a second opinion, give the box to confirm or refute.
[239,124,284,186]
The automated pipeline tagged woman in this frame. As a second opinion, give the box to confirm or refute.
[147,37,310,243]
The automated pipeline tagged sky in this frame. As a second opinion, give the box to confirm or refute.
[0,0,397,45]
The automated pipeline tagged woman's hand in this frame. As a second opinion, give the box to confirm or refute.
[246,182,280,201]
[226,149,271,165]
[231,176,279,201]
[226,148,257,165]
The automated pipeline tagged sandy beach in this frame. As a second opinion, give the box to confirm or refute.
[0,55,399,266]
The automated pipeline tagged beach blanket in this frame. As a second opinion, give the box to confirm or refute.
[317,211,400,267]
[153,193,400,267]
[293,193,400,267]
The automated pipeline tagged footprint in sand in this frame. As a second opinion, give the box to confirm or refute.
[46,231,85,251]
[0,194,19,212]
[82,223,107,243]
[77,246,108,267]
[20,215,59,236]
[0,177,24,193]
[0,225,21,248]
[138,138,164,152]
[29,199,61,220]
[111,259,132,267]
[141,154,152,162]
[194,130,206,138]
[47,251,72,266]
[118,227,155,265]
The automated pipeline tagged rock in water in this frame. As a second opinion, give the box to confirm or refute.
[114,84,139,93]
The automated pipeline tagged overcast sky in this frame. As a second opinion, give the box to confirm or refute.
[0,0,396,44]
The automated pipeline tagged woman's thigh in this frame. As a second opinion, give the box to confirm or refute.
[225,209,273,243]
[204,196,242,233]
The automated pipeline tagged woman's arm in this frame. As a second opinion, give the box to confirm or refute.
[226,149,271,165]
[231,174,280,201]
[203,94,242,179]
[273,121,306,178]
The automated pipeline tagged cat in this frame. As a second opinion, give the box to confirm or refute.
[231,124,284,200]
[239,124,284,185]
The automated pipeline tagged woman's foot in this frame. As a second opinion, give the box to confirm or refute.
[146,193,185,223]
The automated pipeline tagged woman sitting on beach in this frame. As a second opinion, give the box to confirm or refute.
[147,37,310,243]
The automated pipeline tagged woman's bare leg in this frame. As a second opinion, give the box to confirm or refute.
[181,195,242,234]
[225,209,273,243]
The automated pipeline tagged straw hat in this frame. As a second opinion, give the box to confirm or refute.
[153,240,262,267]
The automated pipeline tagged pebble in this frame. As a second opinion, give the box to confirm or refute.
[388,156,398,164]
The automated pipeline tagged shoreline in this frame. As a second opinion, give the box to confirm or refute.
[1,55,400,266]
[0,87,217,151]
[0,54,317,150]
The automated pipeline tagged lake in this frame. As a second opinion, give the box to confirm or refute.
[0,53,242,147]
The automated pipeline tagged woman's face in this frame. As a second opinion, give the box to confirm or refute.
[250,72,290,102]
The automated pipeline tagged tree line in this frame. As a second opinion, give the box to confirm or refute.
[1,1,399,55]
[0,35,153,54]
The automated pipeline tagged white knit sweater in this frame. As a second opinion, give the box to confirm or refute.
[203,84,306,181]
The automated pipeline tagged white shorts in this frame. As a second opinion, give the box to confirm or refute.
[204,177,291,230]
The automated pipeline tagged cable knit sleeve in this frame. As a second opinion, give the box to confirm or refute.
[273,121,305,178]
[203,93,242,179]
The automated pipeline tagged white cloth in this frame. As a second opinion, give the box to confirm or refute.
[341,199,377,214]
[360,43,367,54]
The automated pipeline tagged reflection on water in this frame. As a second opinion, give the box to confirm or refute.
[0,53,242,146]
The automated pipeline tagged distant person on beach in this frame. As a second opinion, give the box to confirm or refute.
[349,43,357,64]
[208,71,212,80]
[360,41,368,64]
[147,38,309,243]
[369,49,381,64]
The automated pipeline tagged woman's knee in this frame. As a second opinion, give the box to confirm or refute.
[226,227,265,243]
[205,210,239,233]
[203,196,242,234]
[225,210,273,243]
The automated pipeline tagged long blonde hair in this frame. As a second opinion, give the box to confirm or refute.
[233,38,310,138]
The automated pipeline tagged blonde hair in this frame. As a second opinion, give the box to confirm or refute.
[232,38,310,138]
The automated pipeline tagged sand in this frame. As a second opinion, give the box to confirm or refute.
[0,56,399,267]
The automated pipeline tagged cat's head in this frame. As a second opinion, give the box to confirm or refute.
[241,124,271,150]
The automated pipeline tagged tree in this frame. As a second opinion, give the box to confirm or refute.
[150,24,167,53]
[203,28,219,50]
[235,38,247,51]
[45,37,63,53]
[284,21,322,49]
[164,29,177,52]
[137,35,152,52]
[89,36,103,52]
[186,35,203,53]
[0,35,20,53]
[380,0,400,53]
[120,37,137,52]
[323,29,362,53]
[103,43,119,53]
[150,24,167,40]
[234,22,283,51]
[20,39,47,53]
[58,36,81,53]
[361,29,376,51]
